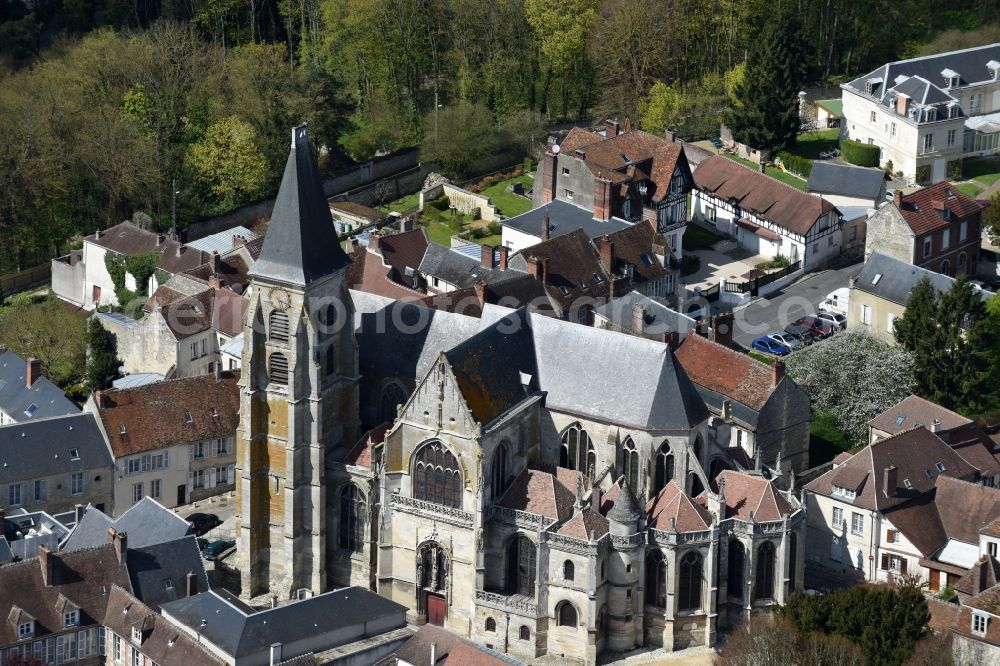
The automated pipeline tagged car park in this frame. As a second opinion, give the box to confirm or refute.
[768,331,802,350]
[783,322,817,345]
[185,512,222,536]
[815,311,847,330]
[794,316,835,339]
[752,336,791,356]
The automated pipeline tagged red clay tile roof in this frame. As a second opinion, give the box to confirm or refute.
[870,395,973,436]
[95,371,240,457]
[896,181,983,235]
[145,287,247,339]
[605,221,672,283]
[512,229,613,314]
[983,516,1000,538]
[346,245,425,302]
[86,223,208,275]
[184,252,254,292]
[573,130,685,203]
[645,480,713,532]
[694,155,837,236]
[0,543,132,645]
[805,426,980,513]
[716,470,793,522]
[560,127,603,154]
[345,423,390,467]
[674,334,778,411]
[498,468,577,521]
[556,505,609,541]
[926,597,960,634]
[395,624,510,666]
[954,555,1000,597]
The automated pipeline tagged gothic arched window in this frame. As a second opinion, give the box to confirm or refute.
[379,382,408,424]
[268,353,289,386]
[727,539,745,601]
[269,310,289,343]
[492,441,511,499]
[557,601,578,627]
[646,549,667,608]
[755,541,776,602]
[654,443,674,494]
[338,484,365,553]
[485,617,496,632]
[506,535,537,597]
[788,532,798,594]
[678,551,703,611]
[563,560,575,582]
[326,344,336,378]
[559,424,595,479]
[412,441,462,509]
[622,438,639,492]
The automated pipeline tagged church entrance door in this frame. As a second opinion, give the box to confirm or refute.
[427,592,446,626]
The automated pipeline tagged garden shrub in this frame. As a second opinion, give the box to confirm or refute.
[841,139,880,167]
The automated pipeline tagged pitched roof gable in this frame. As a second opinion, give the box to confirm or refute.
[717,470,793,522]
[645,480,712,532]
[556,505,610,540]
[871,394,973,436]
[894,181,983,235]
[675,333,778,411]
[497,468,576,522]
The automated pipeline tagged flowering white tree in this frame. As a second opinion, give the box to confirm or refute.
[785,331,916,446]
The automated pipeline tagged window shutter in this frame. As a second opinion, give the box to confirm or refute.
[881,554,889,570]
[887,530,895,543]
[900,558,908,574]
[228,464,235,483]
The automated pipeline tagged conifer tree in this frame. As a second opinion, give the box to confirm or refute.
[86,318,121,391]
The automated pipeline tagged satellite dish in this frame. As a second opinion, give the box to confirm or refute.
[552,144,561,154]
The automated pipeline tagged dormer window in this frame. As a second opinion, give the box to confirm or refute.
[903,478,913,489]
[832,485,856,500]
[973,612,988,636]
[17,621,33,639]
[119,424,127,435]
[924,107,937,123]
[948,104,959,119]
[183,411,193,424]
[989,60,1000,81]
[64,610,79,628]
[70,448,80,460]
[132,626,142,642]
[935,461,946,472]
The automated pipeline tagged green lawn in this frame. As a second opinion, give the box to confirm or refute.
[424,221,458,245]
[810,410,851,467]
[479,174,534,218]
[955,182,984,198]
[748,351,775,364]
[962,158,1000,187]
[723,152,758,170]
[684,224,726,251]
[721,152,807,190]
[379,191,421,213]
[788,129,840,160]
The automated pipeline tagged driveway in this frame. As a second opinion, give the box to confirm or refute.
[729,262,864,349]
[683,247,758,294]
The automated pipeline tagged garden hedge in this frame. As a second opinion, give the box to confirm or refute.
[841,140,880,167]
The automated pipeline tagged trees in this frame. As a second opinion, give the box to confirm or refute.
[419,103,505,179]
[717,615,866,666]
[985,191,1000,246]
[723,10,809,155]
[894,275,994,414]
[785,331,916,445]
[86,317,121,391]
[185,116,270,212]
[638,82,685,135]
[0,297,88,388]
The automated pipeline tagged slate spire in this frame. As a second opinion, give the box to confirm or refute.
[250,125,349,286]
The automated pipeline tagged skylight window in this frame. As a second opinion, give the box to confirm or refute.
[872,273,883,285]
[23,403,38,417]
[640,254,653,267]
[895,415,905,426]
[184,411,193,424]
[577,278,586,289]
[559,286,570,296]
[903,479,913,489]
[119,424,127,435]
[935,461,946,472]
[924,469,934,479]
[0,380,7,391]
[70,449,80,461]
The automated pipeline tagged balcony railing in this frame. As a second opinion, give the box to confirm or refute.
[389,493,474,528]
[475,590,538,616]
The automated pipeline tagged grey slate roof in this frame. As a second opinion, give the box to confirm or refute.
[161,586,407,660]
[593,291,696,338]
[0,413,112,486]
[608,483,642,522]
[251,126,349,286]
[61,497,192,552]
[854,252,993,306]
[502,198,630,241]
[417,242,522,289]
[807,162,887,200]
[692,385,761,429]
[0,350,79,423]
[186,226,258,255]
[126,535,209,610]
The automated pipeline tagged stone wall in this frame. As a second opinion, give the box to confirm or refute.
[420,183,501,223]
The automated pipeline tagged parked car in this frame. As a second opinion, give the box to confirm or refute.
[202,539,236,561]
[768,331,802,350]
[815,311,847,330]
[794,316,835,339]
[752,336,791,356]
[784,322,818,345]
[819,288,849,316]
[186,512,221,536]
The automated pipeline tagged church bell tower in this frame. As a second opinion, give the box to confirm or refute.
[235,125,359,599]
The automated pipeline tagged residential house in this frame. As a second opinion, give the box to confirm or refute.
[502,199,632,255]
[952,574,1000,664]
[847,252,992,343]
[0,351,79,425]
[803,426,989,588]
[51,222,208,309]
[0,508,71,563]
[0,413,114,516]
[85,371,240,514]
[864,182,983,275]
[160,587,409,666]
[185,226,259,255]
[390,624,526,666]
[674,334,812,474]
[807,161,889,208]
[840,43,1000,183]
[593,290,696,343]
[692,156,843,271]
[61,497,193,552]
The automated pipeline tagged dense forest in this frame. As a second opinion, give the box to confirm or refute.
[0,0,997,274]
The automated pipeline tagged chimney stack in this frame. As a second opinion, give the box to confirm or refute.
[665,129,676,143]
[662,331,680,350]
[711,313,734,348]
[39,545,54,587]
[591,486,602,513]
[972,555,991,595]
[893,190,903,208]
[541,215,551,241]
[772,359,785,385]
[232,234,246,249]
[605,119,620,138]
[498,246,509,270]
[541,143,557,204]
[26,357,41,388]
[632,303,645,335]
[474,279,486,304]
[95,228,103,239]
[931,419,941,433]
[113,531,127,565]
[74,504,85,525]
[269,643,283,666]
[186,570,198,597]
[212,251,221,275]
[175,244,183,258]
[528,257,548,283]
[480,244,494,269]
[156,234,165,246]
[883,465,898,497]
[598,236,615,273]
[369,232,380,252]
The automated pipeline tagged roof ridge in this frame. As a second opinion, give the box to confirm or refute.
[714,155,815,201]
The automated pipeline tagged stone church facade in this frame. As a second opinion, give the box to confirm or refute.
[237,129,805,664]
